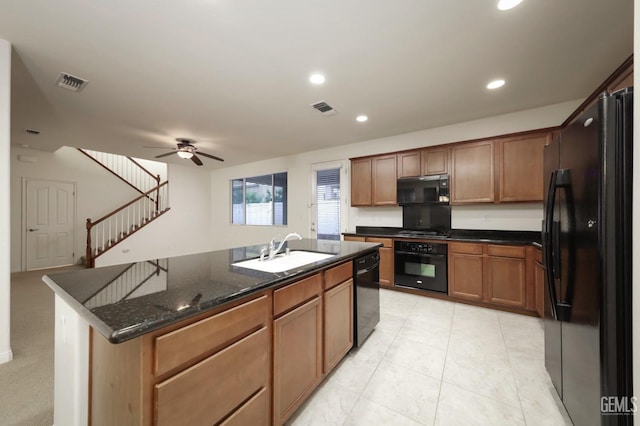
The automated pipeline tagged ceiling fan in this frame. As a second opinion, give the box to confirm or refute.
[146,138,224,166]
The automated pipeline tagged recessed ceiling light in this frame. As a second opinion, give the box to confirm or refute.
[309,73,326,85]
[356,115,368,122]
[497,0,523,11]
[487,79,506,90]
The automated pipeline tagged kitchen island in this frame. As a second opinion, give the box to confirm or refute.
[43,239,380,426]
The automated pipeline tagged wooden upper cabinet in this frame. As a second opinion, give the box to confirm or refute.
[421,146,449,176]
[450,141,495,204]
[350,158,372,206]
[372,154,397,205]
[397,151,421,178]
[497,133,549,202]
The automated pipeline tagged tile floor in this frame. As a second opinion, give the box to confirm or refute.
[287,289,573,426]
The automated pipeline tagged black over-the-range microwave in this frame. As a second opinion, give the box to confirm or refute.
[397,174,450,205]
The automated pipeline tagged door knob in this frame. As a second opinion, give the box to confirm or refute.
[28,228,39,232]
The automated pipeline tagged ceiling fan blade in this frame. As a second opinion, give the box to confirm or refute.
[155,151,177,159]
[197,152,225,162]
[191,154,203,166]
[144,146,174,149]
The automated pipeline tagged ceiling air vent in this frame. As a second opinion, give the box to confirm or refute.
[56,72,88,92]
[311,100,337,116]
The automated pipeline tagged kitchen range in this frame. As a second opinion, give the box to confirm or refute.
[394,202,452,293]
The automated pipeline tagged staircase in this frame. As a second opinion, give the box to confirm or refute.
[79,148,170,268]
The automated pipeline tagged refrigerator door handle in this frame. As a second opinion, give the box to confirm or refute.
[543,170,560,320]
[544,169,573,321]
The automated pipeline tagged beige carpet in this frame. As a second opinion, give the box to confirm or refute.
[0,266,81,426]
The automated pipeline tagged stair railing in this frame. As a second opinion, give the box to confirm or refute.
[77,148,161,199]
[86,181,169,268]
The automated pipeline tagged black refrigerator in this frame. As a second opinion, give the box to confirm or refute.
[543,88,633,426]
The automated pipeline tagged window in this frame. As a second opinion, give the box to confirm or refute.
[231,172,287,225]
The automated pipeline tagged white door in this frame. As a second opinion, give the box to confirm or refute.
[25,179,75,270]
[311,162,348,240]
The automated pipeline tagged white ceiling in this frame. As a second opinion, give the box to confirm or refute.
[1,0,633,168]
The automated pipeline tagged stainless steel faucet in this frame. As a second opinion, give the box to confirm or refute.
[260,232,302,261]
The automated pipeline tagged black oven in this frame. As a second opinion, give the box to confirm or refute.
[394,241,448,293]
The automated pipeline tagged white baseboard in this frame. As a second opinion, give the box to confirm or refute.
[0,348,13,364]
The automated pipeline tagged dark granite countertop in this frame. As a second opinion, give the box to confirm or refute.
[43,239,380,344]
[344,226,541,245]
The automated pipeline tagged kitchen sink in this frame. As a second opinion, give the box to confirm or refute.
[232,250,336,273]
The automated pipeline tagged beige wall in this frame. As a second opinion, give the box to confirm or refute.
[210,99,581,250]
[0,39,12,364]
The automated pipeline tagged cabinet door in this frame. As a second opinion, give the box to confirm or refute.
[484,256,526,308]
[448,253,483,300]
[497,133,549,202]
[451,141,494,203]
[372,155,397,205]
[366,238,394,287]
[324,279,353,373]
[397,151,421,178]
[273,297,323,424]
[534,261,545,318]
[351,158,372,206]
[421,146,449,175]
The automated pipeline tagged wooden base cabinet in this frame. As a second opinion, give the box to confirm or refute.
[449,242,533,312]
[155,327,270,426]
[484,256,526,308]
[533,247,545,317]
[448,243,484,301]
[324,279,354,373]
[344,236,393,287]
[90,264,358,426]
[273,297,323,425]
[272,273,324,425]
[90,293,272,426]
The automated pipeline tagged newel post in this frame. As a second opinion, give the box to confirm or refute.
[86,218,94,268]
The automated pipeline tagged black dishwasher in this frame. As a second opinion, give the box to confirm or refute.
[353,251,380,348]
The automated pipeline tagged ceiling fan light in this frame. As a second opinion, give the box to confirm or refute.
[177,151,194,159]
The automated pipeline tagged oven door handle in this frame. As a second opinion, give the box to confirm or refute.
[395,251,447,258]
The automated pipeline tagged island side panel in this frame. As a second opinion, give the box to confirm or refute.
[54,295,90,426]
[90,329,147,426]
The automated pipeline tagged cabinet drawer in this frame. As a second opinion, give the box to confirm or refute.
[344,236,366,242]
[324,261,352,290]
[449,242,483,255]
[366,237,393,248]
[155,327,269,426]
[487,244,525,259]
[154,295,268,376]
[274,273,322,317]
[220,387,269,426]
